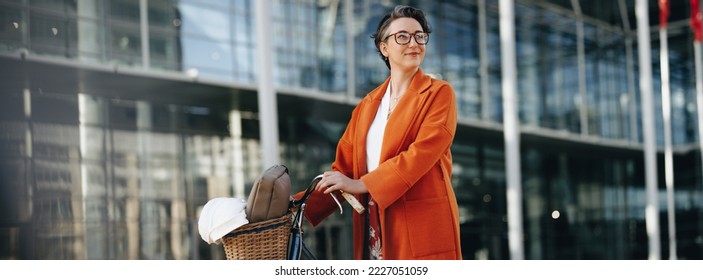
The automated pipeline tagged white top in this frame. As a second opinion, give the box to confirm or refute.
[366,82,390,172]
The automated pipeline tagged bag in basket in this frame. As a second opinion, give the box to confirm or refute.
[245,164,292,223]
[219,164,293,260]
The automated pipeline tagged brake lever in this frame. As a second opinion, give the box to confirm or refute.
[330,191,344,214]
[323,178,364,214]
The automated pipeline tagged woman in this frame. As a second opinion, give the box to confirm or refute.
[299,5,461,260]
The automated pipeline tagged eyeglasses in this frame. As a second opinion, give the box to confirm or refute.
[383,31,429,45]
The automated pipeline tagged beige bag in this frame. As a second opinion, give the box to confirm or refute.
[245,164,292,223]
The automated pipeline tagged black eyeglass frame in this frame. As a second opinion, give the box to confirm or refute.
[382,31,430,45]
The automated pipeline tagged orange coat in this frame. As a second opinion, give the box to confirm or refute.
[300,68,462,260]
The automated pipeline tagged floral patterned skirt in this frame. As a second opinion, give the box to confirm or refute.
[367,196,383,260]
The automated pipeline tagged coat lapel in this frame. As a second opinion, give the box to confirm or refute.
[354,68,433,175]
[355,78,389,176]
[379,68,432,162]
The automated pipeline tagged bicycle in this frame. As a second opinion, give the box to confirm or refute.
[288,174,364,259]
[222,172,363,260]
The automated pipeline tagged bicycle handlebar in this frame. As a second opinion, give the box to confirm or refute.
[290,174,365,215]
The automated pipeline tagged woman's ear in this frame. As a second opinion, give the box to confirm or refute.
[380,43,389,58]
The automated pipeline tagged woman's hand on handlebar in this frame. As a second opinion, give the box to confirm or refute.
[315,171,368,195]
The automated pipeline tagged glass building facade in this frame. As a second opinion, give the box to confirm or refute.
[0,0,702,260]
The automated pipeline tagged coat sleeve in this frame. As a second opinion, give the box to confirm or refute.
[360,82,457,210]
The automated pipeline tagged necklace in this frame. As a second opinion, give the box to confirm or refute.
[387,94,402,120]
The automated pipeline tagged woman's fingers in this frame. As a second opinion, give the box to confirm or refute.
[314,171,367,195]
[314,171,343,194]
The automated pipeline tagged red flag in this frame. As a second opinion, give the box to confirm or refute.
[660,0,669,28]
[692,0,703,42]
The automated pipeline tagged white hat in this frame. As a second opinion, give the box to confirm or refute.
[198,197,249,244]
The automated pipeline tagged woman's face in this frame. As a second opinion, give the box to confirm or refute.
[380,17,426,71]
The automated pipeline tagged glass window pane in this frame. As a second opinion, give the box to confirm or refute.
[0,5,24,51]
[29,12,78,57]
[179,3,230,41]
[109,0,140,23]
[108,24,142,66]
[181,37,233,76]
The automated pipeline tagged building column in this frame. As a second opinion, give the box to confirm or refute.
[255,0,280,169]
[617,0,639,143]
[635,0,661,260]
[571,0,589,135]
[77,0,101,62]
[478,0,490,121]
[230,97,246,199]
[139,0,150,68]
[499,0,524,260]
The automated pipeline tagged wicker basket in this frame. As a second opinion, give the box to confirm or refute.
[221,213,292,260]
